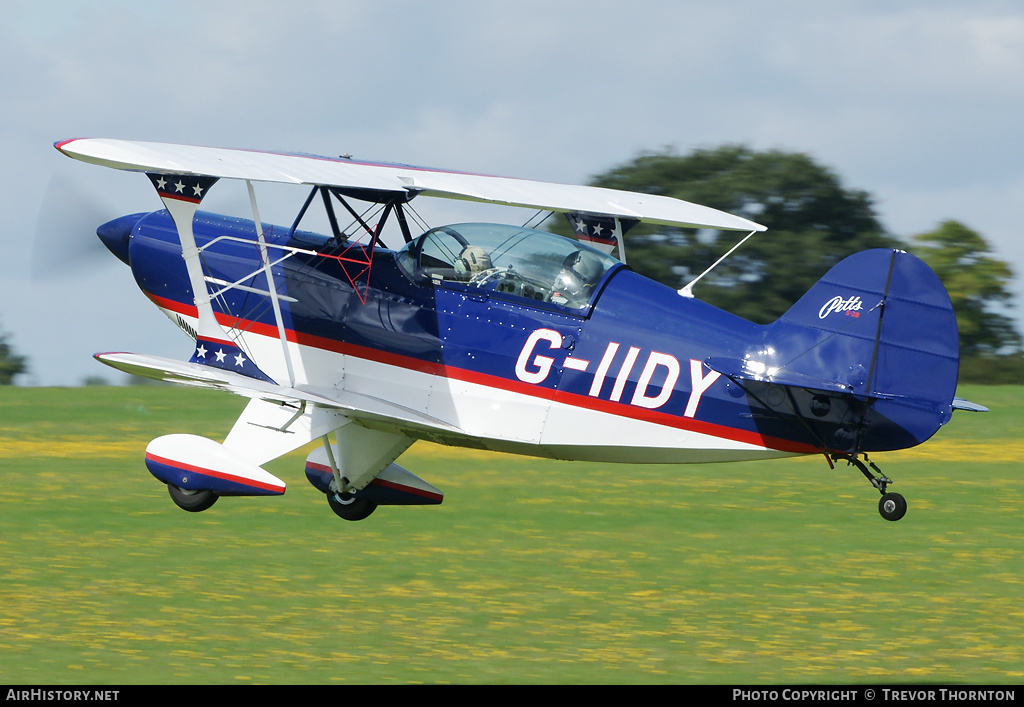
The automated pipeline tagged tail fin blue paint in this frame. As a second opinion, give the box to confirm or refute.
[765,248,959,450]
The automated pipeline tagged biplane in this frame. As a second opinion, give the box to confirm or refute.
[55,138,984,522]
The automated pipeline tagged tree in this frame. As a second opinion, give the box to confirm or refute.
[0,327,27,385]
[566,145,900,323]
[911,220,1023,367]
[561,146,1022,382]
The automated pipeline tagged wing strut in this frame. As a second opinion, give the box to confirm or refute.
[246,180,296,387]
[145,173,296,386]
[678,229,759,298]
[147,173,225,341]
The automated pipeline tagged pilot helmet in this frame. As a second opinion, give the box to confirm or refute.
[554,250,602,297]
[458,245,492,274]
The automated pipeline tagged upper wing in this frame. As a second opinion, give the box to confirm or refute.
[55,138,765,233]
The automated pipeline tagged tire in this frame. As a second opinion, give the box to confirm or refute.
[327,492,377,521]
[167,484,218,513]
[878,492,907,522]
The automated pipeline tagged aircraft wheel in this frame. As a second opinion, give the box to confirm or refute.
[878,492,907,522]
[328,492,377,521]
[167,484,218,513]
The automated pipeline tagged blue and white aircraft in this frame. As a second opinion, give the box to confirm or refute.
[56,138,984,522]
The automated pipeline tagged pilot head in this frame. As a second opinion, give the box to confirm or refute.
[554,250,603,299]
[458,245,492,274]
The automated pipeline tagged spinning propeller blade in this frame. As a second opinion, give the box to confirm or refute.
[32,175,117,280]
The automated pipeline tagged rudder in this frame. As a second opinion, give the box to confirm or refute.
[765,248,959,450]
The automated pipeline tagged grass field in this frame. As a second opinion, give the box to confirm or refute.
[0,385,1021,684]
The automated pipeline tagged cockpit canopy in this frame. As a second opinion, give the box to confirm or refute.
[396,223,620,310]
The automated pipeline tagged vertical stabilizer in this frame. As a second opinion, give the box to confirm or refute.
[766,248,959,449]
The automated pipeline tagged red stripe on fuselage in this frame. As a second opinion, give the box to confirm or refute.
[147,292,818,454]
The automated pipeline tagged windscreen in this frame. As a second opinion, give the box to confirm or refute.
[396,223,620,309]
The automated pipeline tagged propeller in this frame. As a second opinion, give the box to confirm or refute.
[31,175,120,281]
[31,172,288,283]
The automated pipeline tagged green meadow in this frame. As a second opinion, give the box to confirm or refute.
[0,385,1021,684]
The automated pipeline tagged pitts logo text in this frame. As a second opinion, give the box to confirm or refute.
[819,295,864,320]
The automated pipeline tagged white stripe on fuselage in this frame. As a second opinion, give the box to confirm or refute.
[163,307,794,464]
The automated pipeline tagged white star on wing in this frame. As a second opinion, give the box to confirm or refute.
[195,344,207,359]
[174,180,186,193]
[215,349,226,362]
[192,183,204,197]
[234,353,246,367]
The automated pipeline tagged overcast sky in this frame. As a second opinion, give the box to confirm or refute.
[3,0,1023,385]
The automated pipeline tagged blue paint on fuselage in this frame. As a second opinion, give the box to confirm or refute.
[111,209,953,455]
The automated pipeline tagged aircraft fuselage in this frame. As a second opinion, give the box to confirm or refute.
[105,209,937,464]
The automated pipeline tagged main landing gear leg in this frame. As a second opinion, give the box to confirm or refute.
[833,454,907,521]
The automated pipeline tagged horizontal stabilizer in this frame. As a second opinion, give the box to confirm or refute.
[145,434,286,496]
[952,397,989,413]
[704,356,872,396]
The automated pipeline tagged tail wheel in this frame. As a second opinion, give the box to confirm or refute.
[328,492,377,521]
[833,454,908,521]
[167,484,218,513]
[878,492,907,522]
